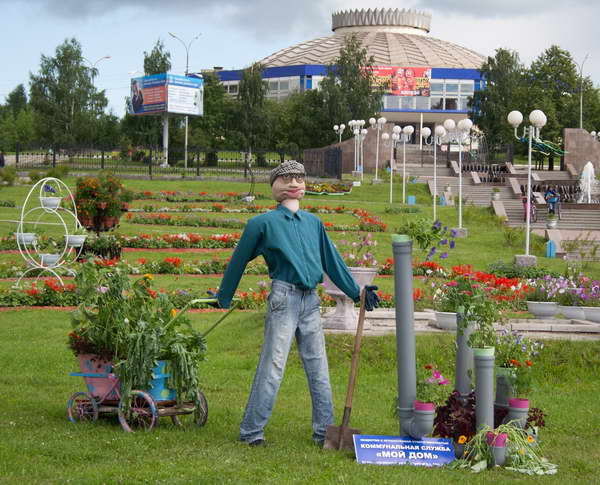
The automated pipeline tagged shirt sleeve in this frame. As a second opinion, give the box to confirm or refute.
[319,222,361,302]
[217,218,262,308]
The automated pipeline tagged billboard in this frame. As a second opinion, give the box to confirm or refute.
[368,66,431,96]
[128,73,204,116]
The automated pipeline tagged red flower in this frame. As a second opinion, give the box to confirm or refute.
[525,360,533,367]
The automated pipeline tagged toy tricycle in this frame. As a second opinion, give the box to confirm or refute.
[67,356,208,432]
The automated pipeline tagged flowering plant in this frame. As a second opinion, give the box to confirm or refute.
[416,364,451,406]
[336,232,378,268]
[495,330,543,369]
[396,219,457,261]
[69,262,206,408]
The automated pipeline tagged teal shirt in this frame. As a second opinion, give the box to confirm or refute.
[217,205,360,308]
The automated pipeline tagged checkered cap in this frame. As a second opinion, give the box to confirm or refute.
[269,160,306,186]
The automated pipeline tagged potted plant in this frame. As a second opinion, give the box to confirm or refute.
[65,226,89,248]
[68,262,207,416]
[322,233,378,330]
[494,331,543,409]
[40,182,62,210]
[415,363,451,409]
[16,231,37,246]
[525,281,558,318]
[37,238,61,267]
[546,214,558,229]
[433,391,476,458]
[579,287,600,323]
[555,287,585,319]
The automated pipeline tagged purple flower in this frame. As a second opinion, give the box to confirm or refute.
[97,286,109,294]
[433,221,442,229]
[449,240,456,249]
[440,252,448,259]
[439,239,448,245]
[450,229,457,238]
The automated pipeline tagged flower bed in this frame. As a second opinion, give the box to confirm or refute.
[305,182,353,195]
[133,190,269,203]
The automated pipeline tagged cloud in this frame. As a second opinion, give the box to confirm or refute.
[413,0,595,18]
[4,0,333,38]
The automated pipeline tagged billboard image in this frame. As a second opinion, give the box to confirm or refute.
[368,66,431,96]
[128,73,204,116]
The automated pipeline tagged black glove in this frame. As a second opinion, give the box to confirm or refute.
[364,285,380,312]
[206,290,221,309]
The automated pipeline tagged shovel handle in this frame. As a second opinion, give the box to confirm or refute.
[340,288,367,428]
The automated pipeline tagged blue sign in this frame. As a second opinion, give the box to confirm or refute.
[353,435,455,467]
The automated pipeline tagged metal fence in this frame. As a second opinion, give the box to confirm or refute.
[7,145,318,180]
[302,147,342,180]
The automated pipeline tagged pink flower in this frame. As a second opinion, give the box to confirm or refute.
[438,378,450,386]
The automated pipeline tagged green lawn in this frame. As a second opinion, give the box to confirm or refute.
[0,309,598,484]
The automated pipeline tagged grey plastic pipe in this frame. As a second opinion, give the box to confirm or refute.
[393,235,434,439]
[474,350,495,431]
[454,312,473,402]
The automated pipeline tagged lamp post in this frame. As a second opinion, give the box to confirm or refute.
[369,117,387,183]
[360,128,368,181]
[382,127,401,204]
[508,109,547,262]
[168,32,201,170]
[421,125,447,220]
[443,118,473,233]
[83,56,110,146]
[591,131,599,141]
[574,54,589,130]
[401,125,414,204]
[349,120,365,178]
[333,124,345,143]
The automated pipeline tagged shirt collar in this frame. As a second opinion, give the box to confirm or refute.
[277,204,302,220]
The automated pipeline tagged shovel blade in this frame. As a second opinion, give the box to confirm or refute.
[323,424,360,451]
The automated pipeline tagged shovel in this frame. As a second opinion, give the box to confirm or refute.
[324,288,367,451]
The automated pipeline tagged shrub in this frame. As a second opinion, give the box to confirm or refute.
[486,261,560,279]
[45,165,69,180]
[29,171,42,184]
[0,166,17,186]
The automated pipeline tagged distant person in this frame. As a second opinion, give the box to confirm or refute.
[544,186,559,214]
[0,151,5,168]
[131,80,144,113]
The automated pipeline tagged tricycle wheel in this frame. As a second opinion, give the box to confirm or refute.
[171,391,208,427]
[67,392,99,423]
[118,390,157,432]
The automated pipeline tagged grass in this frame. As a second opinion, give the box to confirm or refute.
[0,309,598,484]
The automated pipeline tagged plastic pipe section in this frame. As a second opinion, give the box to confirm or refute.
[393,235,434,439]
[454,312,473,402]
[474,348,495,431]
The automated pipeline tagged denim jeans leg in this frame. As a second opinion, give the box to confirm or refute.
[296,291,334,441]
[239,286,297,443]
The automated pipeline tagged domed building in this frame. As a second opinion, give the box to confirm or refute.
[217,7,486,129]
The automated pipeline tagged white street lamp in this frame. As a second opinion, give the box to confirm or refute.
[401,125,414,204]
[442,118,473,232]
[507,109,547,259]
[169,32,201,170]
[422,125,446,220]
[382,130,401,204]
[333,124,346,143]
[360,128,368,181]
[369,117,386,183]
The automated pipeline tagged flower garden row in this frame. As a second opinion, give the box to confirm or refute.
[123,207,387,232]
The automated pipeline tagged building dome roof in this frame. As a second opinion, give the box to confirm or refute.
[259,8,485,70]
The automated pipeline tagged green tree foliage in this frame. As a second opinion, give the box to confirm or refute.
[471,48,527,147]
[237,62,268,152]
[143,39,172,75]
[29,38,108,146]
[5,84,28,117]
[320,33,383,141]
[188,72,232,150]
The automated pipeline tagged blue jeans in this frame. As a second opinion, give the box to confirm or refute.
[239,280,334,443]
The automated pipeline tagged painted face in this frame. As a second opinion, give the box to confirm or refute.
[271,174,306,202]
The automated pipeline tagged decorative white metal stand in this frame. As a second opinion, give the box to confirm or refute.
[14,177,87,288]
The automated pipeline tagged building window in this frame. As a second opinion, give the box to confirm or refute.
[430,82,444,94]
[445,83,459,94]
[401,96,415,110]
[445,98,458,110]
[431,97,443,110]
[460,96,473,111]
[279,80,289,91]
[268,81,279,92]
[415,96,430,110]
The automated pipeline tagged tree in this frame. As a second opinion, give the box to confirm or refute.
[470,48,528,147]
[29,38,108,146]
[143,39,171,75]
[237,62,268,153]
[319,33,383,143]
[5,84,28,117]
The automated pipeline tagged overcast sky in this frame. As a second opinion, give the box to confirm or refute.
[1,0,598,116]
